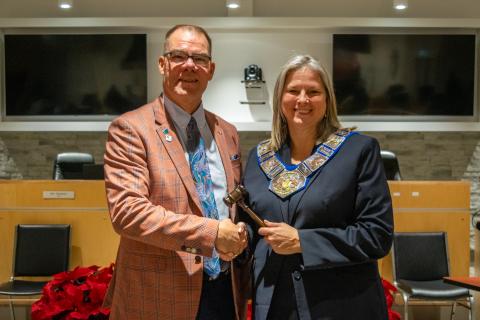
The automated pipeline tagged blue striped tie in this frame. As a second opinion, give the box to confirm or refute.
[186,117,221,278]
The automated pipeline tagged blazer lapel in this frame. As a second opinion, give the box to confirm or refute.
[205,111,237,221]
[288,166,324,225]
[152,98,203,216]
[280,200,289,223]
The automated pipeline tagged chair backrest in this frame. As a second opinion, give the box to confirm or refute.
[13,224,70,277]
[392,232,450,282]
[380,150,402,180]
[82,163,105,180]
[53,152,94,180]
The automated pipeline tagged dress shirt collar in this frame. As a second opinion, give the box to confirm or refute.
[163,94,207,133]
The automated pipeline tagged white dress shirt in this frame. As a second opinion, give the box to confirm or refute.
[163,95,229,222]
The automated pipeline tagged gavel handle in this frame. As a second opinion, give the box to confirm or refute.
[237,201,266,227]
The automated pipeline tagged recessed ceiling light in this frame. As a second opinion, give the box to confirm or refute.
[393,0,408,10]
[226,0,240,9]
[59,0,73,10]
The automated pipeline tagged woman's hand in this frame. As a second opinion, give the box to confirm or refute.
[258,220,302,255]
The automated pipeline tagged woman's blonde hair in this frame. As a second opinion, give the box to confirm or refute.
[270,54,342,151]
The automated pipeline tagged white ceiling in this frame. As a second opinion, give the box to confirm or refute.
[1,0,480,19]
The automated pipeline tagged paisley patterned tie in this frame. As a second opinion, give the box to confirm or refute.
[186,117,221,278]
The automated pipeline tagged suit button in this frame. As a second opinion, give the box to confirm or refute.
[293,270,301,281]
[195,256,201,264]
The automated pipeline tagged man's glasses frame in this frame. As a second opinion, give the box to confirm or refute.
[164,50,212,67]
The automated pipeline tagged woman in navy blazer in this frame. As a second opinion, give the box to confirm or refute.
[243,55,394,320]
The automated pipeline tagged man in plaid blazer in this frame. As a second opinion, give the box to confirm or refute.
[103,24,249,320]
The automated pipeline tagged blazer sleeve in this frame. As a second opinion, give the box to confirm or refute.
[104,116,219,255]
[298,137,394,270]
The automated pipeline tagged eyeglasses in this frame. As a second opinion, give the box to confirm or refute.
[164,50,211,67]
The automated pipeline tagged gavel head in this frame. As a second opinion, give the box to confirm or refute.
[223,185,248,207]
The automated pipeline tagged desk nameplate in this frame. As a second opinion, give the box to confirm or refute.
[43,191,75,199]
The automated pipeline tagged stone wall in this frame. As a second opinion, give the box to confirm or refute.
[2,130,480,212]
[0,132,107,180]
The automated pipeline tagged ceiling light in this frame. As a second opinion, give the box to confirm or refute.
[59,0,73,10]
[226,0,240,9]
[393,0,408,10]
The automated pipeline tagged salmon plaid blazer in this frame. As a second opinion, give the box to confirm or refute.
[103,98,249,319]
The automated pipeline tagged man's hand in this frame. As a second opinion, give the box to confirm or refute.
[215,220,247,261]
[258,220,302,255]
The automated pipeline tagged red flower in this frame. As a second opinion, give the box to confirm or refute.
[31,264,113,320]
[382,278,401,320]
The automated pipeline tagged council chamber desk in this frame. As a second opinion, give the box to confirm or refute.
[379,180,471,282]
[0,180,119,282]
[0,180,471,283]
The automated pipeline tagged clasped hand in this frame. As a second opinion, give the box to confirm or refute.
[215,219,248,261]
[258,220,302,255]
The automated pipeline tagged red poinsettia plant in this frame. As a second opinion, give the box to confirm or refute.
[382,278,401,320]
[31,264,114,320]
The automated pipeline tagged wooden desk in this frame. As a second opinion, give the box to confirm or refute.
[0,180,471,284]
[0,180,119,282]
[379,181,471,282]
[444,277,480,291]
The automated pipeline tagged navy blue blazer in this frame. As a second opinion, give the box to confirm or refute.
[243,134,394,320]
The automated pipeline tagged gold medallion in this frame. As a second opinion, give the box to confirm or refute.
[256,129,355,198]
[271,171,307,199]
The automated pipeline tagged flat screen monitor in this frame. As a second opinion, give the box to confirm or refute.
[4,34,147,119]
[333,34,476,118]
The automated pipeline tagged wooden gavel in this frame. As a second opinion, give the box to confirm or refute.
[223,185,266,227]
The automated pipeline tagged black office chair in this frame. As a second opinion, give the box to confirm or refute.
[380,150,402,180]
[392,232,473,320]
[82,163,105,180]
[0,224,71,320]
[53,152,94,180]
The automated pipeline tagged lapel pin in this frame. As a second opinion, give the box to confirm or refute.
[162,128,173,142]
